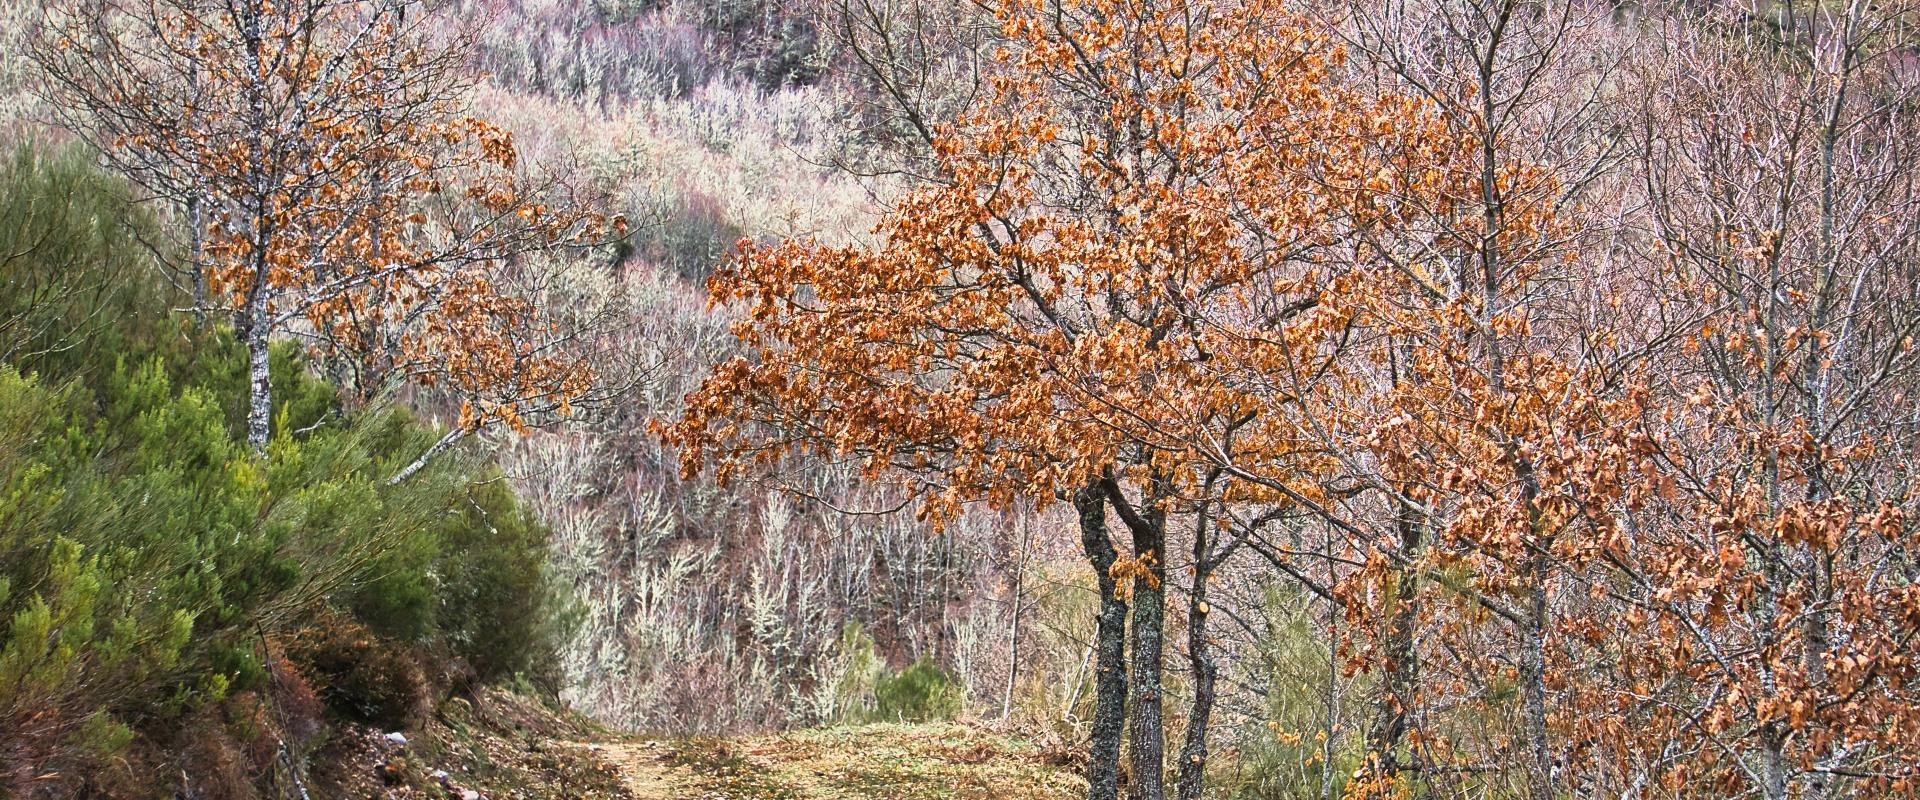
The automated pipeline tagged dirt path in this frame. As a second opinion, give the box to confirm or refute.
[568,724,1081,800]
[566,740,688,799]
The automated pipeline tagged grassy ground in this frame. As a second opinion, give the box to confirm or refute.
[575,723,1084,800]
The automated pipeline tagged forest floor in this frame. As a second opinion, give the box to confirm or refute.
[570,723,1084,800]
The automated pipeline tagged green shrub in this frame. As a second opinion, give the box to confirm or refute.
[0,370,198,789]
[813,621,964,724]
[0,143,576,794]
[431,476,579,688]
[818,620,885,724]
[0,143,165,381]
[874,658,964,723]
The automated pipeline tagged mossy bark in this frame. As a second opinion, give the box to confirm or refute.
[1125,523,1167,800]
[1076,487,1129,800]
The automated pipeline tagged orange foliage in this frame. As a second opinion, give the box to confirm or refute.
[38,0,608,445]
[669,0,1468,522]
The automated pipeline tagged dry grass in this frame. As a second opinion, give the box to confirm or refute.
[577,724,1083,800]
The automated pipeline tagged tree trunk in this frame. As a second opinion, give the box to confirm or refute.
[1004,511,1032,721]
[386,425,468,485]
[186,192,207,326]
[1175,515,1215,800]
[1077,487,1129,800]
[1519,558,1552,799]
[239,297,273,451]
[1126,508,1168,800]
[1367,510,1422,780]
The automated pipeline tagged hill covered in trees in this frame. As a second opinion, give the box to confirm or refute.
[4,0,1920,799]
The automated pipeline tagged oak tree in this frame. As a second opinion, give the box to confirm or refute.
[669,1,1465,796]
[33,0,614,465]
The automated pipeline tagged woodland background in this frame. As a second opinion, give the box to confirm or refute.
[1,0,1917,799]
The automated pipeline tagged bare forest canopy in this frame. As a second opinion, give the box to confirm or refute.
[2,1,1920,799]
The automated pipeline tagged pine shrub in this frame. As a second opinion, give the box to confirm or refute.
[0,142,576,796]
[873,658,964,723]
